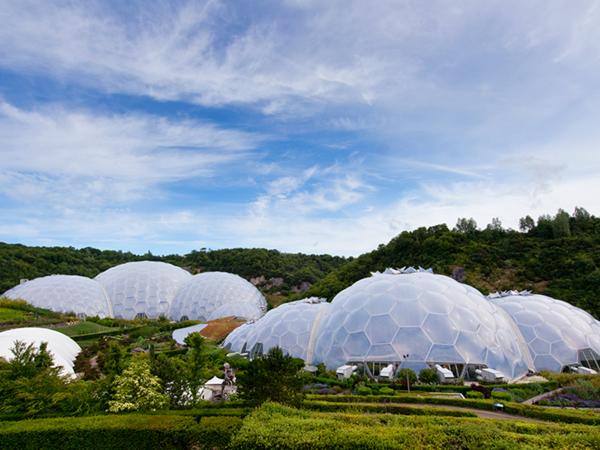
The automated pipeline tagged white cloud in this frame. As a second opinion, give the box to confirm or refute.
[0,101,263,207]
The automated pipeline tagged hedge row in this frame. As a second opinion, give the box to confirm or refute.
[307,394,600,425]
[231,403,600,449]
[0,414,242,449]
[303,400,476,418]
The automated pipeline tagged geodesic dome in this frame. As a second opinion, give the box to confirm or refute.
[95,261,191,319]
[3,275,112,318]
[488,291,600,372]
[222,297,330,361]
[312,269,534,380]
[168,272,266,322]
[0,327,81,375]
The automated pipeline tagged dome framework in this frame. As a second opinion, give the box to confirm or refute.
[3,275,113,318]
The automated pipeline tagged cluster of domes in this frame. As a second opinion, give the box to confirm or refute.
[2,262,266,322]
[224,268,600,379]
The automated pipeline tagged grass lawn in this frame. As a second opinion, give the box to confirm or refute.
[0,307,27,322]
[56,321,118,336]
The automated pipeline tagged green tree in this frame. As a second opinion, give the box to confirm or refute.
[552,209,571,238]
[454,218,478,234]
[237,347,304,407]
[184,333,207,403]
[98,340,128,376]
[108,355,168,413]
[397,368,417,388]
[519,215,535,232]
[418,367,438,384]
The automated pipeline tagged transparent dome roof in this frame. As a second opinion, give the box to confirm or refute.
[312,270,533,380]
[168,272,266,322]
[222,297,330,361]
[95,261,191,319]
[3,275,112,318]
[0,327,81,375]
[489,292,600,372]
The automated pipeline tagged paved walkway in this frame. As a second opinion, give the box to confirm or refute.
[393,403,545,422]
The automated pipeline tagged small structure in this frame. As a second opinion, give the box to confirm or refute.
[570,365,597,375]
[336,364,357,380]
[477,368,506,383]
[380,364,396,380]
[435,364,455,383]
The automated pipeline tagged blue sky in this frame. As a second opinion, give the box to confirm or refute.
[1,1,599,256]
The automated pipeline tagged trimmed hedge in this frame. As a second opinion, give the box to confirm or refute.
[0,414,242,449]
[307,394,600,425]
[303,400,477,418]
[231,402,600,449]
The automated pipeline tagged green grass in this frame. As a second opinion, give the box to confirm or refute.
[0,307,27,322]
[56,321,119,337]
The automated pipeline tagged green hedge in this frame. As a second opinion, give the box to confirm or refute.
[231,402,600,449]
[306,394,600,425]
[0,414,242,449]
[303,400,476,418]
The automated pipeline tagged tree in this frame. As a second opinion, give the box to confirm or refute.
[108,355,168,413]
[552,209,571,238]
[397,368,417,389]
[151,354,190,407]
[486,217,503,231]
[184,333,207,403]
[98,340,128,376]
[237,347,304,407]
[3,340,55,379]
[454,218,478,234]
[418,368,438,384]
[519,215,535,232]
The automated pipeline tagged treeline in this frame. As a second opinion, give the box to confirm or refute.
[0,244,347,294]
[300,208,600,319]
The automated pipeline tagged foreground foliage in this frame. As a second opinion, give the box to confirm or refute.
[231,402,600,449]
[0,414,242,450]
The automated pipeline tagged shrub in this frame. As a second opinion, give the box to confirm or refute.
[418,368,438,384]
[379,386,395,395]
[356,386,372,395]
[0,414,239,450]
[466,391,484,399]
[491,391,512,402]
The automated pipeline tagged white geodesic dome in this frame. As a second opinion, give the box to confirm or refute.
[3,275,112,318]
[95,261,191,319]
[168,272,266,322]
[488,292,600,372]
[222,297,330,361]
[0,327,81,375]
[222,322,255,353]
[312,269,534,380]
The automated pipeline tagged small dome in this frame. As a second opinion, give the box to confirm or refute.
[489,292,600,372]
[0,327,81,375]
[3,275,112,318]
[169,272,266,322]
[313,270,533,380]
[95,261,191,319]
[222,297,329,360]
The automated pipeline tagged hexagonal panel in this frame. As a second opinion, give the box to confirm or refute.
[365,315,397,344]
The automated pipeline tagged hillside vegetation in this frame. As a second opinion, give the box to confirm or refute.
[0,244,347,297]
[301,208,600,319]
[2,207,599,317]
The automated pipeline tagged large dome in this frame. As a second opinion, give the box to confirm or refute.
[489,292,600,372]
[222,297,330,361]
[312,269,533,380]
[95,261,191,319]
[3,275,112,318]
[0,327,81,375]
[168,272,266,322]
